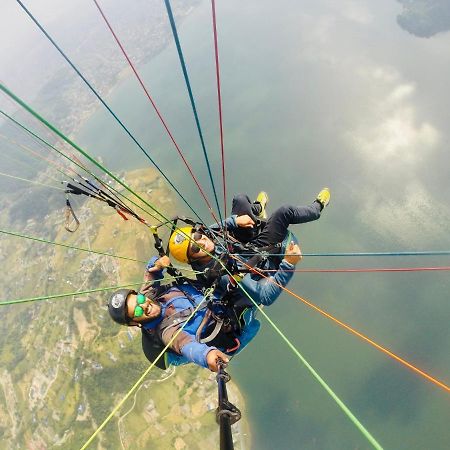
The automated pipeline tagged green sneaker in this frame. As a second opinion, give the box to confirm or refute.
[255,191,269,219]
[316,188,330,208]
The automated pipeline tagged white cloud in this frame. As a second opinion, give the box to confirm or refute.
[387,83,415,103]
[357,182,450,246]
[345,64,444,243]
[340,1,373,25]
[346,67,440,167]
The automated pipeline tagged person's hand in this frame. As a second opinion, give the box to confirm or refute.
[147,255,171,272]
[283,241,302,266]
[155,255,171,269]
[206,349,229,372]
[236,214,255,228]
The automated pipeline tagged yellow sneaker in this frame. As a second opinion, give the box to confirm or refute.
[316,188,330,208]
[255,191,269,219]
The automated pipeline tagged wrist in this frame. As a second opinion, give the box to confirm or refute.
[281,258,295,267]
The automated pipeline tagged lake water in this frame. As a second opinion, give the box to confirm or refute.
[77,0,450,448]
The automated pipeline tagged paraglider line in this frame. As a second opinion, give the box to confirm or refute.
[92,0,222,225]
[163,0,224,227]
[232,254,450,394]
[16,0,206,225]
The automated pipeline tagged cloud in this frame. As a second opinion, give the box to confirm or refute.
[357,181,450,246]
[346,67,440,167]
[343,65,446,244]
[339,1,373,25]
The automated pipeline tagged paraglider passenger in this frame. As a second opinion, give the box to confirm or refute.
[168,188,330,273]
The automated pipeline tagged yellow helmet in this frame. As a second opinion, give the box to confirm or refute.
[168,226,193,263]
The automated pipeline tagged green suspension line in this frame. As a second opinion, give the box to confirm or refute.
[0,171,65,191]
[0,229,147,263]
[246,297,382,449]
[1,139,63,184]
[0,229,202,274]
[0,282,142,305]
[0,275,186,306]
[0,132,72,180]
[230,267,383,449]
[0,109,164,226]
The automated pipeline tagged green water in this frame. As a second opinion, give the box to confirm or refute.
[77,0,450,448]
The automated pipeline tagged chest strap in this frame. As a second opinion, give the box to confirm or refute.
[159,306,193,330]
[195,309,224,344]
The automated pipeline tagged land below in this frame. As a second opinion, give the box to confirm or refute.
[0,167,249,449]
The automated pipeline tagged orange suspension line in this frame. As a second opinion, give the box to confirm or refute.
[233,255,450,394]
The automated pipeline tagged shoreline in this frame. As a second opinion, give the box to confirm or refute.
[38,2,202,141]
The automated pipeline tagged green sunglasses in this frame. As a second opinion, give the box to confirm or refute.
[133,293,147,318]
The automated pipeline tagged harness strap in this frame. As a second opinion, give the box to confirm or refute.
[200,319,224,343]
[196,309,224,343]
[158,287,209,332]
[159,307,194,331]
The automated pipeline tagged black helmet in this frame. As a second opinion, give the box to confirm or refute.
[108,289,136,325]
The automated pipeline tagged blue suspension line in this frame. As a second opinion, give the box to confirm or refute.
[235,251,450,257]
[16,0,206,225]
[304,251,450,256]
[164,0,224,225]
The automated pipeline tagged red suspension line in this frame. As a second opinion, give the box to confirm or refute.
[263,266,450,273]
[92,0,221,224]
[232,255,450,394]
[211,0,227,219]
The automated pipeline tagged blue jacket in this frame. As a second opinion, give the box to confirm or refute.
[142,284,213,368]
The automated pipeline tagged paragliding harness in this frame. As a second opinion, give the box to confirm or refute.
[141,221,249,369]
[140,284,211,370]
[140,282,247,370]
[152,216,283,358]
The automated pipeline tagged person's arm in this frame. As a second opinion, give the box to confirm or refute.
[181,342,229,371]
[209,214,255,233]
[238,242,301,306]
[145,255,170,281]
[161,324,229,371]
[238,259,294,306]
[209,215,238,232]
[140,255,171,293]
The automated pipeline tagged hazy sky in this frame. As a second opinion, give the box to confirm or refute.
[0,0,174,101]
[1,0,91,103]
[1,0,78,61]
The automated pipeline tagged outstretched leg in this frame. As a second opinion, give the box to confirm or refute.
[253,201,322,246]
